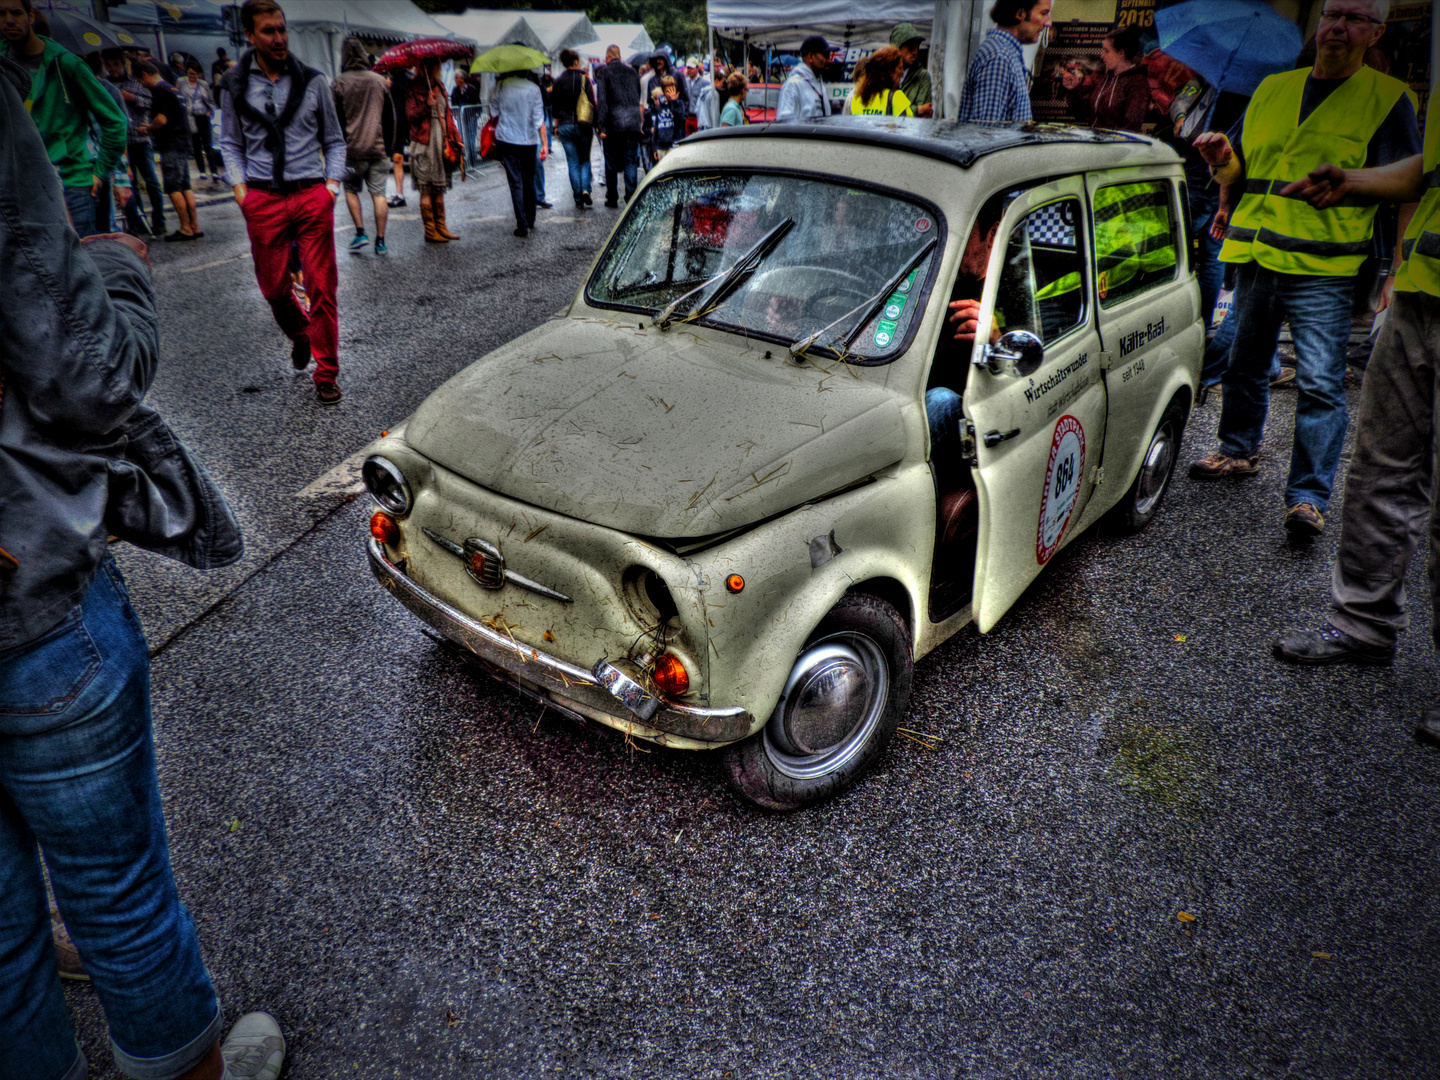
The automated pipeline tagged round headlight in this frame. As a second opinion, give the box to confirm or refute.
[363,456,411,515]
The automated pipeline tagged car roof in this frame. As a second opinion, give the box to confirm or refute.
[685,116,1173,170]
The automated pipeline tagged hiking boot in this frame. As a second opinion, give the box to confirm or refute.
[1273,625,1394,667]
[50,907,89,982]
[220,1012,286,1080]
[1284,502,1324,536]
[1270,365,1297,389]
[290,337,311,370]
[315,381,342,406]
[374,237,387,255]
[346,231,369,252]
[1188,452,1259,480]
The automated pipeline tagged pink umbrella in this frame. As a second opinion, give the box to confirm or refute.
[372,37,474,74]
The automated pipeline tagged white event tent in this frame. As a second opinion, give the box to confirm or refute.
[583,22,653,64]
[707,0,931,53]
[225,0,470,78]
[432,9,546,55]
[514,10,598,58]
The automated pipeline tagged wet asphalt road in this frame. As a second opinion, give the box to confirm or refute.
[62,150,1439,1079]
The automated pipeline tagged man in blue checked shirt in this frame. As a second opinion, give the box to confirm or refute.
[957,0,1052,126]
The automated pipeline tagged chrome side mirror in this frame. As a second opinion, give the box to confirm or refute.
[978,330,1044,378]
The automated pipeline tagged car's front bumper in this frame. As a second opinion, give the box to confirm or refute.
[367,538,753,747]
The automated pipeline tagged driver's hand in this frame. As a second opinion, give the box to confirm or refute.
[948,298,994,344]
[1192,131,1234,169]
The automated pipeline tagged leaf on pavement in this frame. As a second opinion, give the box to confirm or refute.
[1312,951,1333,960]
[1172,634,1188,643]
[1176,911,1196,923]
[227,819,242,833]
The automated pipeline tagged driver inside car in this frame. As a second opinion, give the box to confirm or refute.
[927,199,1006,461]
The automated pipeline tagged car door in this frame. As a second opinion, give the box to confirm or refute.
[964,178,1108,633]
[1084,168,1197,509]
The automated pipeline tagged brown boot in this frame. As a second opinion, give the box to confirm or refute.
[434,192,460,240]
[420,202,448,243]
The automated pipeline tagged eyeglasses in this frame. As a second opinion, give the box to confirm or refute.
[262,81,276,117]
[1318,9,1382,26]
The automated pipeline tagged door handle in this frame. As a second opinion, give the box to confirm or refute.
[983,427,1020,448]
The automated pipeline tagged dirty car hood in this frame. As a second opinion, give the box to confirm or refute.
[405,318,908,538]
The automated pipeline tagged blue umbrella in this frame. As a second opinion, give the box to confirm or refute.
[1155,0,1304,96]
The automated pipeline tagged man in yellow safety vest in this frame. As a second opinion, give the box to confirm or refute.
[1185,0,1421,539]
[1272,72,1440,747]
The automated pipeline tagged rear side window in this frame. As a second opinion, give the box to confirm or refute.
[1092,180,1178,308]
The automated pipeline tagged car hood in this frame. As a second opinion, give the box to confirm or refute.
[405,317,908,538]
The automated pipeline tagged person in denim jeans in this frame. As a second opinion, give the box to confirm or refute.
[0,52,281,1080]
[1186,1,1420,538]
[550,49,595,209]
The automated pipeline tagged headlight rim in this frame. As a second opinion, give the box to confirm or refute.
[363,455,412,516]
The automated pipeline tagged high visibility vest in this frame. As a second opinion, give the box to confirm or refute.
[1394,103,1440,298]
[1092,182,1176,301]
[1221,66,1408,277]
[850,88,913,117]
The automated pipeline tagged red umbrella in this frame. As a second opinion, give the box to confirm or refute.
[372,37,474,74]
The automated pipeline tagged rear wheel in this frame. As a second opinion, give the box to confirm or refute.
[1105,397,1187,534]
[721,592,913,811]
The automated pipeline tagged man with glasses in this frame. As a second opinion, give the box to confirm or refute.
[218,0,348,405]
[1188,0,1420,539]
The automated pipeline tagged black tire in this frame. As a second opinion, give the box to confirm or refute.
[1105,397,1188,535]
[721,591,914,811]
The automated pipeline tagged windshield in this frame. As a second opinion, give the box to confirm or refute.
[586,172,942,362]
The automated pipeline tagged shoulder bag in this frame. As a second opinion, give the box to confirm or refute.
[576,74,594,124]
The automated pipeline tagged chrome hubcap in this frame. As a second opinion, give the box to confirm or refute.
[764,634,889,780]
[1134,424,1175,516]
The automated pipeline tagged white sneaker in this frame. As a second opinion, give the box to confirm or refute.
[220,1012,286,1080]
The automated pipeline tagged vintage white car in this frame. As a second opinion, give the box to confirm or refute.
[363,119,1203,809]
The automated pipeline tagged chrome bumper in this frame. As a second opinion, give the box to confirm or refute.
[366,538,753,745]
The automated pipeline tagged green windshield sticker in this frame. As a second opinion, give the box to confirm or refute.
[874,319,899,349]
[896,269,918,294]
[882,294,908,322]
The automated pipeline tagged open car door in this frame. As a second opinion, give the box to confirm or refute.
[963,177,1108,632]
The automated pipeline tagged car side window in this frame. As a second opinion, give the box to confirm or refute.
[1092,179,1179,307]
[995,198,1086,346]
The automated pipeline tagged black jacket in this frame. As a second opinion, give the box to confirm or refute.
[0,55,241,650]
[593,58,641,133]
[551,68,596,127]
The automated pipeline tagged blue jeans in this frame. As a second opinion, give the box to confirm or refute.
[0,561,220,1080]
[533,140,547,203]
[1217,262,1355,511]
[1188,187,1224,331]
[128,145,165,234]
[926,387,965,460]
[61,186,99,239]
[555,122,592,198]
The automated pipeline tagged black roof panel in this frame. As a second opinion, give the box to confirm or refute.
[683,116,1158,169]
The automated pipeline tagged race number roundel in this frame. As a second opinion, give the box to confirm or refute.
[1037,415,1086,565]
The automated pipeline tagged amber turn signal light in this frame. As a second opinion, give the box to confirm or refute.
[652,653,690,696]
[370,511,400,545]
[725,574,744,593]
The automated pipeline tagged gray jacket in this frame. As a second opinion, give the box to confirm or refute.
[0,55,241,651]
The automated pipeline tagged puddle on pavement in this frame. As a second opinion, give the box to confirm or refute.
[1109,722,1210,812]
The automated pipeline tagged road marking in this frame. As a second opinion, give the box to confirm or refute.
[180,251,252,273]
[297,449,367,500]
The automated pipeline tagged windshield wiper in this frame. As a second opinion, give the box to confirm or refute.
[788,237,938,360]
[654,217,794,330]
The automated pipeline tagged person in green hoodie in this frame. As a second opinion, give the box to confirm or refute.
[0,0,127,237]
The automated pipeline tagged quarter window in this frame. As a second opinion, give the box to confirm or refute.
[994,198,1087,345]
[1092,180,1179,307]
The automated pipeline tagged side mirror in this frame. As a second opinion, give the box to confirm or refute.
[978,330,1044,378]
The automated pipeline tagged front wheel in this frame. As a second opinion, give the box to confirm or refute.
[721,592,913,811]
[1105,397,1187,535]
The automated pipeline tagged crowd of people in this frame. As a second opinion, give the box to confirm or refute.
[2,0,1439,1077]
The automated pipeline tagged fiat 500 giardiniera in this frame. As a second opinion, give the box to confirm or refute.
[362,118,1203,810]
